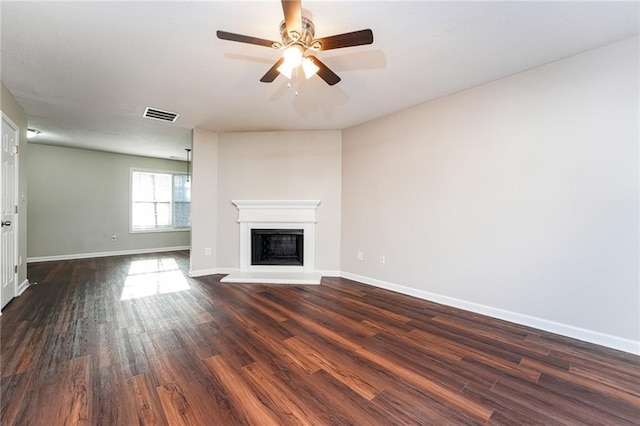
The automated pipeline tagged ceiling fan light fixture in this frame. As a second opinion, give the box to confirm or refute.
[301,57,319,79]
[277,44,304,79]
[217,0,375,85]
[277,61,295,79]
[283,44,303,67]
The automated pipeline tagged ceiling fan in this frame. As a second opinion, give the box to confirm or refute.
[216,0,373,86]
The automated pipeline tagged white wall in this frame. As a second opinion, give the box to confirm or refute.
[216,131,342,273]
[27,144,190,260]
[341,37,639,351]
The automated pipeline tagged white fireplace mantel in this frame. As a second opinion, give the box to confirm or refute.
[233,200,320,224]
[220,200,322,284]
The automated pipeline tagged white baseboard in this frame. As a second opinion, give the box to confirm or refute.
[318,269,341,277]
[17,279,29,295]
[341,271,640,355]
[188,267,238,277]
[27,246,190,263]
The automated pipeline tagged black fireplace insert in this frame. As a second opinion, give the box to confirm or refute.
[251,229,304,266]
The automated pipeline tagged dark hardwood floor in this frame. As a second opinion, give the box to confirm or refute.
[1,251,639,425]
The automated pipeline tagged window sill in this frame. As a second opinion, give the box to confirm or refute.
[130,228,190,234]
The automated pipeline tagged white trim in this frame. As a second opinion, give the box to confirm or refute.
[214,267,240,275]
[27,246,190,263]
[341,271,640,355]
[17,279,29,295]
[130,228,190,234]
[232,200,321,223]
[318,269,341,277]
[188,267,238,277]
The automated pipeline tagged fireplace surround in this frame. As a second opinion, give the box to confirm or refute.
[220,200,321,284]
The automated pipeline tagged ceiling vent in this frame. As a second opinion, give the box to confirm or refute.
[143,107,179,123]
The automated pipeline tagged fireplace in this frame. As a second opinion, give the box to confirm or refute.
[220,200,321,284]
[251,229,303,266]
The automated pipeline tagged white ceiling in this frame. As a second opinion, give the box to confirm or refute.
[1,1,638,160]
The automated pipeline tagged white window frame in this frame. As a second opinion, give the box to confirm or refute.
[129,167,191,233]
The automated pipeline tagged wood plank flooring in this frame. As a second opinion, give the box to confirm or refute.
[1,251,639,425]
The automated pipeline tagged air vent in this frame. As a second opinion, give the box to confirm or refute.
[143,107,179,123]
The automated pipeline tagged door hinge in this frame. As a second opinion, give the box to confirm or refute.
[14,205,18,214]
[14,265,18,273]
[13,145,18,154]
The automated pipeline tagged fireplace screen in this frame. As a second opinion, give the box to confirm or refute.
[251,229,304,266]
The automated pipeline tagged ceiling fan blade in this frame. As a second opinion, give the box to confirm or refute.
[217,30,277,48]
[314,29,374,51]
[260,57,285,83]
[281,0,302,36]
[309,56,341,86]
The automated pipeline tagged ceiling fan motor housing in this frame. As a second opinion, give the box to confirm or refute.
[279,17,316,49]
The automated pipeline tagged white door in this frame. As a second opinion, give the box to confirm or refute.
[1,115,18,309]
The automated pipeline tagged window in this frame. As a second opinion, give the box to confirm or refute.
[131,169,190,232]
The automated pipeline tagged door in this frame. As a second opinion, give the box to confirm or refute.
[1,115,18,309]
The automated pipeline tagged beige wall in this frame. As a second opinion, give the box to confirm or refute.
[1,82,28,287]
[190,129,218,273]
[28,144,190,259]
[216,130,342,272]
[342,37,639,346]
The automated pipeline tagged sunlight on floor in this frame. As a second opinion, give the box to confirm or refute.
[120,257,190,300]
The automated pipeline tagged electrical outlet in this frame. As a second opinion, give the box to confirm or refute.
[357,251,363,261]
[379,255,385,264]
[205,247,211,255]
